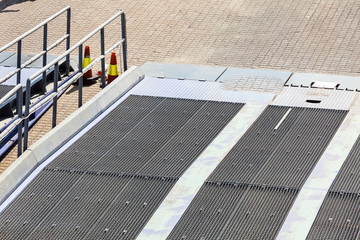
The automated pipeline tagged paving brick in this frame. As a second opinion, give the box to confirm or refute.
[1,0,360,171]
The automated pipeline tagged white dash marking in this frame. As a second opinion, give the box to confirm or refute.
[274,108,292,130]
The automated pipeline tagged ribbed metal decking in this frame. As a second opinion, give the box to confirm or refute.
[307,135,360,240]
[169,106,347,239]
[0,95,243,239]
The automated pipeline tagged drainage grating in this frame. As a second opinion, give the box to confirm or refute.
[307,135,360,239]
[170,106,347,239]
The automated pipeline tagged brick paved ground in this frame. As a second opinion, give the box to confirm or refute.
[1,0,360,170]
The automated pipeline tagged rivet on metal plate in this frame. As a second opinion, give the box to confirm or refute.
[123,229,128,234]
[104,228,109,232]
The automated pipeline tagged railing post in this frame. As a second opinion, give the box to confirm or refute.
[17,88,23,157]
[42,23,48,93]
[100,28,106,88]
[121,13,127,72]
[53,62,58,128]
[78,44,83,107]
[23,80,31,152]
[16,40,21,84]
[66,8,71,75]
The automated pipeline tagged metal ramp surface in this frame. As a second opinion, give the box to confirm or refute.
[0,95,244,239]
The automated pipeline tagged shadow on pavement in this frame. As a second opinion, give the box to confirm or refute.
[0,0,36,13]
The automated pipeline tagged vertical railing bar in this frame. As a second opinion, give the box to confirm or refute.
[17,40,22,155]
[100,28,106,88]
[23,80,31,152]
[121,12,127,72]
[66,8,71,76]
[78,44,83,108]
[42,23,48,93]
[16,40,21,85]
[52,62,59,128]
[17,88,22,157]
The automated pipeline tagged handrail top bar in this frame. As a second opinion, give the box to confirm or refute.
[28,9,124,82]
[0,6,70,53]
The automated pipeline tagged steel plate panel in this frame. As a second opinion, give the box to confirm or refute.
[141,62,226,81]
[218,67,291,92]
[286,72,360,91]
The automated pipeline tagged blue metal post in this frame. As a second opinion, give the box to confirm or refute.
[66,8,71,75]
[17,88,23,157]
[23,80,31,152]
[42,23,47,93]
[53,62,58,128]
[78,44,83,107]
[121,13,127,72]
[100,28,106,88]
[17,40,22,155]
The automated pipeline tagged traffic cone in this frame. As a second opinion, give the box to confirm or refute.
[82,45,93,79]
[107,52,119,84]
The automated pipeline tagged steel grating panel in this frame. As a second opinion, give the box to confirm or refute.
[0,169,81,239]
[138,101,244,177]
[48,95,165,170]
[208,106,304,183]
[168,182,247,240]
[330,136,360,193]
[307,191,360,240]
[27,172,132,239]
[85,176,176,239]
[88,98,206,174]
[220,186,299,240]
[1,94,245,239]
[307,136,360,239]
[253,108,347,188]
[169,106,347,239]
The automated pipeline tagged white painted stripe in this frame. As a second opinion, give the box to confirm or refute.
[274,108,292,130]
[137,103,269,240]
[277,103,360,240]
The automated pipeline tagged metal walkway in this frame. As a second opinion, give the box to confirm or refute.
[0,95,243,239]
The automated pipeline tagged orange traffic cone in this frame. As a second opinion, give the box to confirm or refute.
[107,52,119,84]
[83,45,93,79]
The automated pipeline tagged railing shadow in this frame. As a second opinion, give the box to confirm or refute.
[0,0,36,13]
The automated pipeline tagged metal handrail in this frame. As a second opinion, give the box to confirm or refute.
[0,6,71,157]
[0,6,70,52]
[22,9,128,153]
